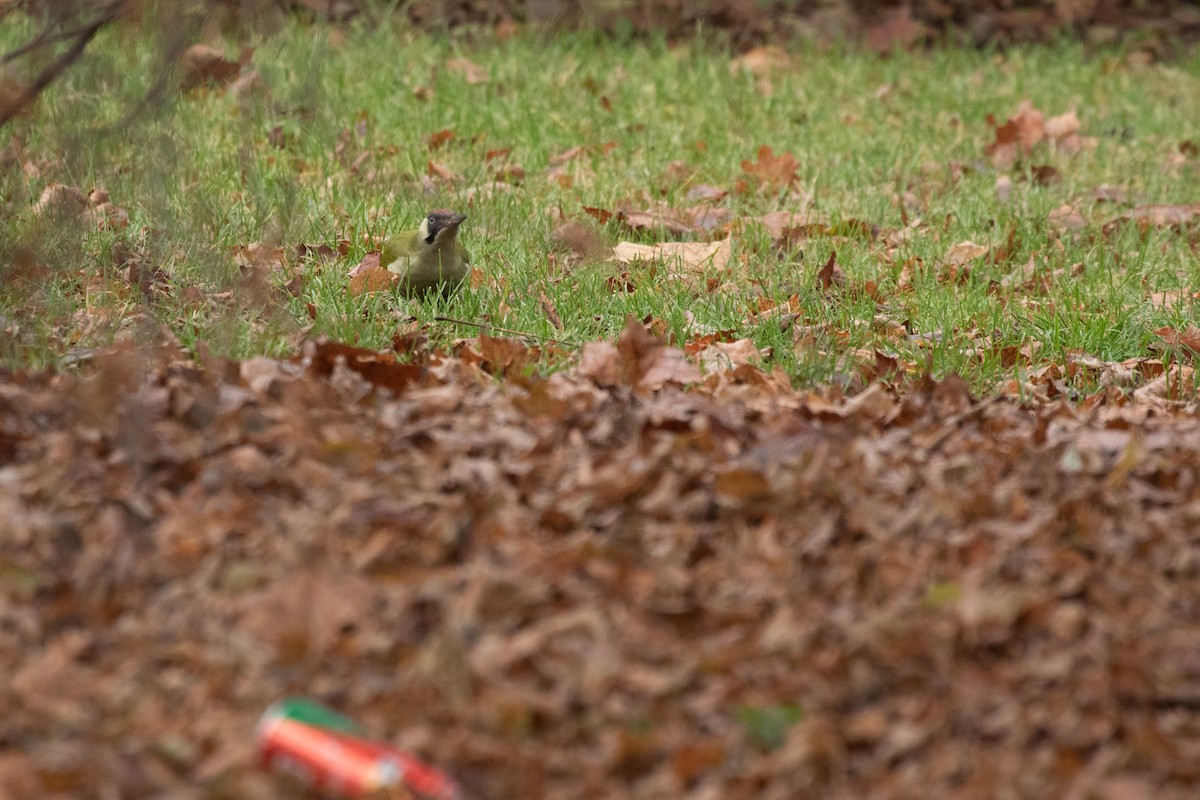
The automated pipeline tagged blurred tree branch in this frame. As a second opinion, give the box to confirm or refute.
[0,1,123,129]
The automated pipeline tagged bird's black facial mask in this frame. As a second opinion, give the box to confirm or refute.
[423,211,466,245]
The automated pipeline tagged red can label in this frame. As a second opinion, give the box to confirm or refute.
[256,713,458,799]
[258,716,399,795]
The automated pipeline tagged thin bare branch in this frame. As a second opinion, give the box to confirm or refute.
[0,2,122,130]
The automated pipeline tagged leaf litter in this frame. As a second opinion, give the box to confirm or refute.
[6,55,1200,799]
[2,317,1200,799]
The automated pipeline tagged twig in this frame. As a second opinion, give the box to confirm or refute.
[2,13,112,64]
[0,3,122,130]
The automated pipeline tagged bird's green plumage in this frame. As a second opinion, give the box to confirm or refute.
[382,210,470,298]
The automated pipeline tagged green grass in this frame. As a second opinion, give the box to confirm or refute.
[2,14,1199,392]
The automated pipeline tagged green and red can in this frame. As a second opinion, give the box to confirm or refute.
[256,699,459,799]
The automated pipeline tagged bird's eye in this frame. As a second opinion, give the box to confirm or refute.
[428,214,435,223]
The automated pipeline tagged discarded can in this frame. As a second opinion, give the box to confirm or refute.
[267,696,362,735]
[256,700,459,800]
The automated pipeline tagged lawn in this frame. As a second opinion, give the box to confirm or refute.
[3,16,1198,394]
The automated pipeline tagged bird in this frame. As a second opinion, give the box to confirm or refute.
[382,209,470,298]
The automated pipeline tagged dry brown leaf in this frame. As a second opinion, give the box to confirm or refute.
[613,316,702,391]
[696,339,768,373]
[611,238,732,287]
[816,250,846,290]
[1153,325,1200,358]
[347,252,397,295]
[752,211,816,242]
[427,159,461,183]
[740,145,800,194]
[179,44,245,91]
[1044,110,1080,140]
[1048,204,1087,232]
[945,240,988,266]
[427,129,455,149]
[1104,203,1200,236]
[686,184,729,203]
[577,341,620,385]
[31,182,88,218]
[551,220,608,260]
[1145,289,1199,309]
[985,100,1044,169]
[1134,364,1196,403]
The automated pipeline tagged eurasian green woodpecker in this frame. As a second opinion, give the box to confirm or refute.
[382,209,470,298]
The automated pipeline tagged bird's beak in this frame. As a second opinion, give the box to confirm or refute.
[447,213,466,228]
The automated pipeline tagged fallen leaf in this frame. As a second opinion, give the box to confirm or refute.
[493,164,525,184]
[577,341,620,385]
[304,337,428,395]
[945,241,988,266]
[686,184,729,202]
[31,183,87,219]
[615,316,702,390]
[748,211,815,244]
[611,239,732,288]
[1153,325,1200,358]
[1048,205,1087,232]
[427,129,455,149]
[1044,110,1080,140]
[984,100,1047,169]
[427,159,461,183]
[816,250,845,290]
[347,252,397,295]
[179,44,245,91]
[741,145,800,194]
[1145,289,1199,309]
[551,220,608,260]
[696,339,768,373]
[1104,203,1200,236]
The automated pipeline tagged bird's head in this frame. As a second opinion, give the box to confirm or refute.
[418,209,467,246]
